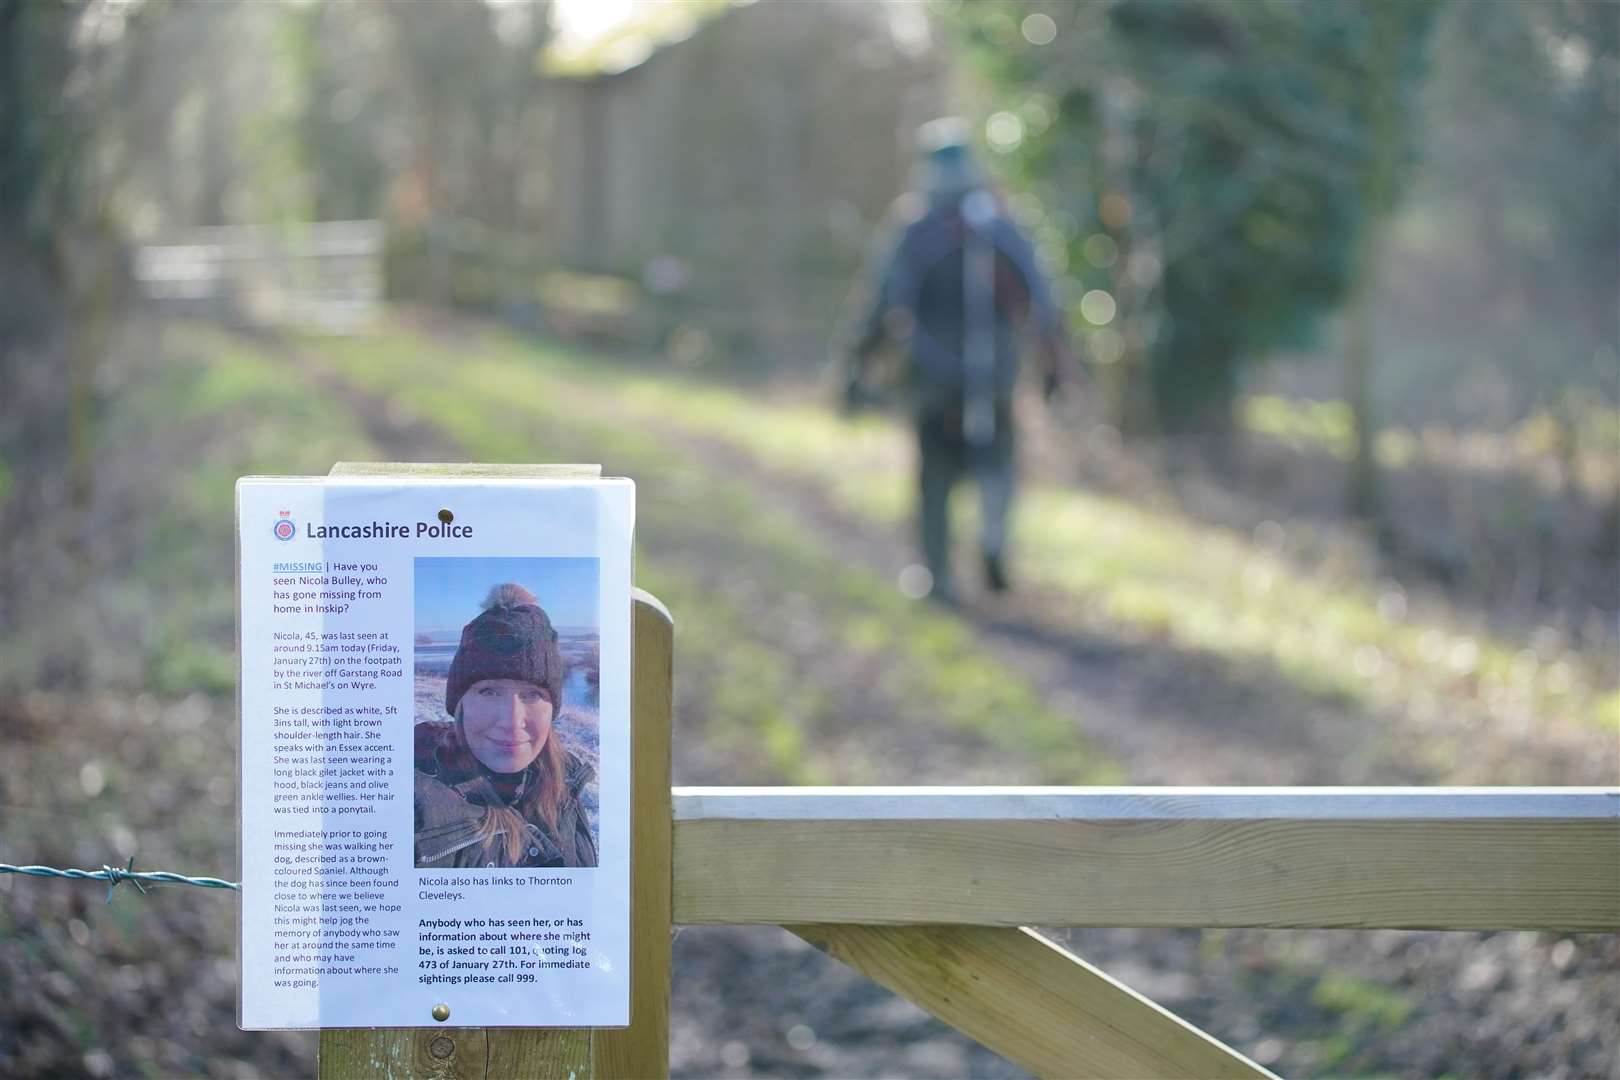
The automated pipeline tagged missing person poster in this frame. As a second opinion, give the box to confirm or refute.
[236,477,634,1029]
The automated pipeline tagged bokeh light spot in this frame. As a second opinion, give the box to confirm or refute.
[1089,327,1124,364]
[1100,192,1132,228]
[1021,13,1058,46]
[1080,289,1117,326]
[1127,250,1162,288]
[1020,95,1054,134]
[898,564,934,599]
[80,761,106,798]
[986,111,1024,152]
[1082,233,1118,268]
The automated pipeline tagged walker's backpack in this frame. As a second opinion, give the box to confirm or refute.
[882,191,1057,432]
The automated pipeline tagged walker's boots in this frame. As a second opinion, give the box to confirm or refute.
[983,552,1010,593]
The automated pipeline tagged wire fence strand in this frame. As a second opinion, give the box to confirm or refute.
[0,859,239,902]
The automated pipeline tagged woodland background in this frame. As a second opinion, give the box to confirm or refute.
[1,2,1616,1077]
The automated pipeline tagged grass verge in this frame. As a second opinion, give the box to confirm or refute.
[0,321,381,696]
[483,335,1618,748]
[306,325,1119,784]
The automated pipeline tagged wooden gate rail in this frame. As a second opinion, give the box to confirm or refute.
[679,787,1616,1080]
[672,787,1619,931]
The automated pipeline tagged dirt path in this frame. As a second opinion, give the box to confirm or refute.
[597,398,1422,787]
[600,377,1612,788]
[299,339,1618,1080]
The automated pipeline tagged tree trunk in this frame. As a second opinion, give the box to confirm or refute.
[1344,224,1384,523]
[1099,76,1156,440]
[1345,0,1405,526]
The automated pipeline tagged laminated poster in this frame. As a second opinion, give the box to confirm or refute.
[236,476,634,1029]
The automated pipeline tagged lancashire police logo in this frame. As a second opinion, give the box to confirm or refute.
[273,510,297,541]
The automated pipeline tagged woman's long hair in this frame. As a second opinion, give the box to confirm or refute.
[452,698,568,866]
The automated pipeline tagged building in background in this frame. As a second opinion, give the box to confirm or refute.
[535,2,946,365]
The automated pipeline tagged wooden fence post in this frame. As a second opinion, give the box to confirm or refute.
[319,465,672,1079]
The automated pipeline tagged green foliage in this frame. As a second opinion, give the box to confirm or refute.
[1243,395,1357,460]
[1311,969,1415,1032]
[948,0,1440,433]
[1396,2,1620,426]
[285,3,394,223]
[1244,392,1620,496]
[149,632,237,697]
[0,322,381,696]
[1593,691,1620,733]
[0,0,75,242]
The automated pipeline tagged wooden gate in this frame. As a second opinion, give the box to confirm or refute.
[320,589,1619,1080]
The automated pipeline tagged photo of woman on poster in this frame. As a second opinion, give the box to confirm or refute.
[414,576,599,869]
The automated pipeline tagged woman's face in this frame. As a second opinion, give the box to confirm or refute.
[461,678,554,774]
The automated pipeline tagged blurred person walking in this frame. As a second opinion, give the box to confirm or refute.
[843,118,1076,603]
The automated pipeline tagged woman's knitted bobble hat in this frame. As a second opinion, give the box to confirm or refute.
[445,582,565,716]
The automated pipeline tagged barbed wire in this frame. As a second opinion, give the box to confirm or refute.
[0,858,239,902]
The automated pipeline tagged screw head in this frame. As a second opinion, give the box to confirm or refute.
[431,1003,451,1023]
[429,1035,455,1060]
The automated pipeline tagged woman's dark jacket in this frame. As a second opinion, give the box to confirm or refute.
[413,721,597,869]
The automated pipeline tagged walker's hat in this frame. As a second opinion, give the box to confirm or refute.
[445,583,565,716]
[916,116,972,156]
[916,117,980,193]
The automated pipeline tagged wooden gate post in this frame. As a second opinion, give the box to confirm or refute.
[319,465,673,1079]
[595,589,674,1078]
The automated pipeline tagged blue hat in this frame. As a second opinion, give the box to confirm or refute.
[916,117,980,194]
